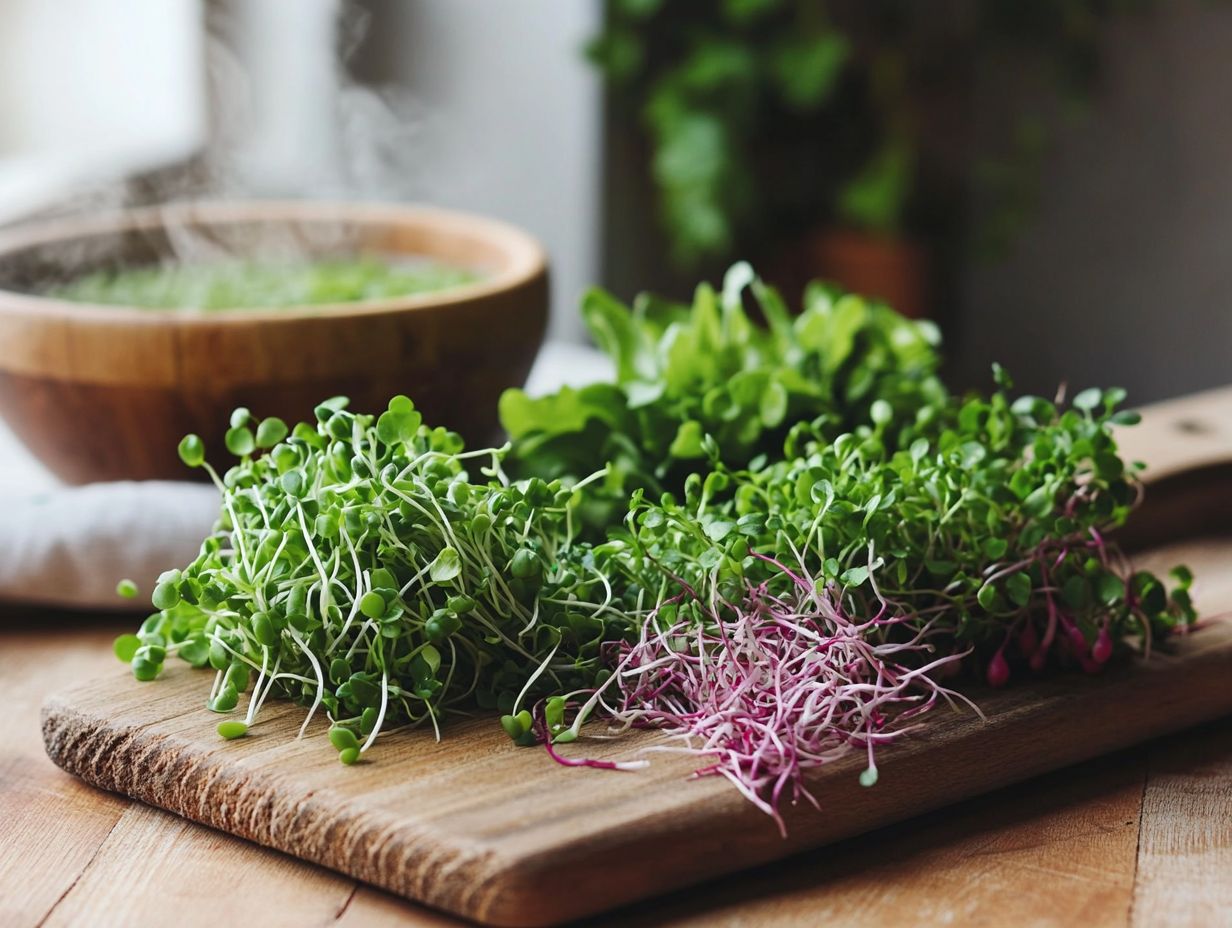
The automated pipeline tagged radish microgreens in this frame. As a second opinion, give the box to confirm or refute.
[605,369,1194,680]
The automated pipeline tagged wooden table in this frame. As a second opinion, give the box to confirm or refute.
[5,388,1232,927]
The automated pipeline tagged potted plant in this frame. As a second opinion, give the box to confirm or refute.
[588,0,1156,318]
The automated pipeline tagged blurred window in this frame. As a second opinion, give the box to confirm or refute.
[0,0,205,220]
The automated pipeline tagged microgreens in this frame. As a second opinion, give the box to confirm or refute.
[500,262,944,530]
[580,559,975,836]
[607,371,1194,683]
[116,263,1195,831]
[120,394,629,763]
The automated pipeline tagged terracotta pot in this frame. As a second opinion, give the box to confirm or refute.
[774,228,927,319]
[0,201,548,483]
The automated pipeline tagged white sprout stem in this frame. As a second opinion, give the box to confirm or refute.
[424,701,442,743]
[244,645,271,726]
[250,655,283,722]
[251,487,273,532]
[325,529,367,652]
[296,501,333,613]
[255,533,289,589]
[360,670,389,754]
[511,641,560,717]
[520,596,541,635]
[290,628,327,739]
[224,494,256,592]
[207,668,224,704]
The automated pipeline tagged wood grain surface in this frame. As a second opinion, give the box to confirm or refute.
[40,598,1232,926]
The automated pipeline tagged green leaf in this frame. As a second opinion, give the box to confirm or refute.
[1096,571,1125,606]
[581,287,655,384]
[497,384,627,439]
[760,380,789,427]
[152,581,180,611]
[376,396,423,445]
[1094,453,1124,480]
[1023,486,1054,518]
[977,584,998,611]
[225,426,255,457]
[217,721,249,741]
[113,633,141,662]
[178,435,205,468]
[1073,388,1102,411]
[430,547,462,583]
[255,417,288,449]
[329,725,360,752]
[983,538,1009,560]
[1005,572,1033,608]
[840,566,869,587]
[421,644,442,675]
[669,420,706,459]
[1062,576,1090,608]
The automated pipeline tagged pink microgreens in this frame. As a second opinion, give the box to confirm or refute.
[547,556,976,835]
[983,520,1143,685]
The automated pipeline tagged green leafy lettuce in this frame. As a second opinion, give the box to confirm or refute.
[500,263,945,529]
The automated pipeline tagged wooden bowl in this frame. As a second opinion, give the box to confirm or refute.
[0,201,548,484]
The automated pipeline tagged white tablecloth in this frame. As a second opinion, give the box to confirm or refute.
[0,342,611,610]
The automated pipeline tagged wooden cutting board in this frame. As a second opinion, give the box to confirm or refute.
[40,387,1232,927]
[40,620,1232,927]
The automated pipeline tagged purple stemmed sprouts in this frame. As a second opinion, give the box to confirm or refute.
[542,555,978,835]
[981,520,1153,688]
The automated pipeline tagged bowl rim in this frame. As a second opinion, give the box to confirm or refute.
[0,200,547,324]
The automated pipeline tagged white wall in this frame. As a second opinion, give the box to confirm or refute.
[202,0,604,340]
[0,0,205,218]
[375,1,603,342]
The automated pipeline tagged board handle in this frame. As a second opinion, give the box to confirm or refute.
[1116,385,1232,551]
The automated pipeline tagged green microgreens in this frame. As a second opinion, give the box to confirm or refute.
[113,263,1196,827]
[118,394,633,763]
[606,376,1194,679]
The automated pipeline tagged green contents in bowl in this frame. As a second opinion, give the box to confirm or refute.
[47,258,479,310]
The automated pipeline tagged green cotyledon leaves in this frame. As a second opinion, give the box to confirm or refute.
[117,263,1194,799]
[122,395,635,762]
[603,380,1194,678]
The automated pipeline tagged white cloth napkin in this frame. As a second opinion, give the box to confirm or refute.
[0,342,612,610]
